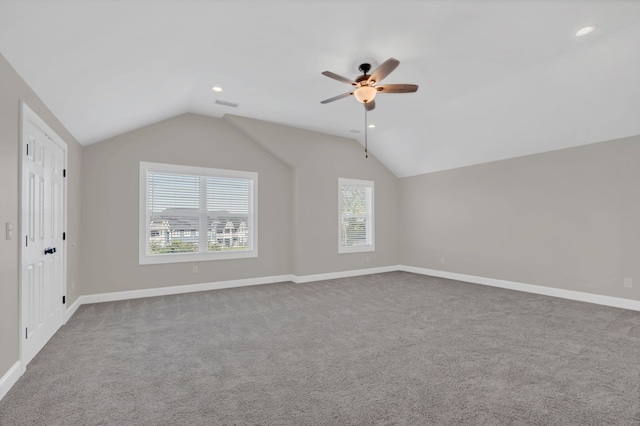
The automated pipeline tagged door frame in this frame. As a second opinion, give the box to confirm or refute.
[18,101,68,371]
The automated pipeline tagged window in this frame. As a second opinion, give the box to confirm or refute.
[139,162,257,264]
[338,178,374,253]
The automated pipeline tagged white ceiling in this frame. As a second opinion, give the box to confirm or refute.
[1,1,639,177]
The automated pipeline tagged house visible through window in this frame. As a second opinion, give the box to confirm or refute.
[338,178,374,253]
[139,162,257,264]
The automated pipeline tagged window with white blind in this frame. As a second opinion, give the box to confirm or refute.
[338,178,374,253]
[139,162,257,264]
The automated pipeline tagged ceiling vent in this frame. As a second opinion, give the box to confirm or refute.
[214,99,239,108]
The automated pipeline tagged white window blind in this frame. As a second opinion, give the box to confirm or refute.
[338,178,374,253]
[140,162,257,264]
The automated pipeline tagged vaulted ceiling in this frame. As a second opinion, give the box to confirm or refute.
[1,1,639,177]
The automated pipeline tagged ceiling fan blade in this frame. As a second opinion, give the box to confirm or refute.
[368,58,400,84]
[364,100,376,111]
[376,84,419,93]
[320,91,354,104]
[322,71,357,85]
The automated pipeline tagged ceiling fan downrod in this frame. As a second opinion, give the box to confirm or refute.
[364,108,368,159]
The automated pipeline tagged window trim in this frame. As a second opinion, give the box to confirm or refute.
[139,161,258,265]
[338,177,374,254]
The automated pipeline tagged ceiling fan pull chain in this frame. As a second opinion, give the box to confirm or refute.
[364,108,368,158]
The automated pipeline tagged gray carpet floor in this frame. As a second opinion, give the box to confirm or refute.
[1,271,639,425]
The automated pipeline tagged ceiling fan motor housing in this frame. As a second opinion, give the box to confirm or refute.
[356,75,370,84]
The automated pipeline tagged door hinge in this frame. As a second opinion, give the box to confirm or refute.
[63,169,66,177]
[62,296,66,304]
[26,144,29,156]
[25,328,28,339]
[26,236,28,247]
[63,232,66,241]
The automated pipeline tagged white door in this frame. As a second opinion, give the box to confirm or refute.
[21,104,66,366]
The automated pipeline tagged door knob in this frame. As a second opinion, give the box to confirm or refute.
[44,247,56,255]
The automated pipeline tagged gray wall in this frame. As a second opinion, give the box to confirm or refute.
[225,115,401,276]
[0,54,82,379]
[400,135,640,300]
[80,113,401,295]
[80,113,293,295]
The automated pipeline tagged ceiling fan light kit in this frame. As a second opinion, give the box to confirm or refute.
[354,85,377,103]
[321,57,419,157]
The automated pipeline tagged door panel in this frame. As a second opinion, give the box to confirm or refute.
[21,117,65,366]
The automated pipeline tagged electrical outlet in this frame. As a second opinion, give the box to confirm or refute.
[365,256,370,263]
[623,278,632,288]
[192,265,199,274]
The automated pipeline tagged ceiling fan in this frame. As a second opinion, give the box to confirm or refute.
[320,58,418,111]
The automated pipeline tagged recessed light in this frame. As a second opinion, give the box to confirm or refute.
[212,86,223,92]
[368,124,376,128]
[576,26,596,37]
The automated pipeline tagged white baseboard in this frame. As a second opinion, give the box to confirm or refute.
[64,265,640,327]
[65,297,82,323]
[0,361,23,401]
[71,267,399,308]
[76,274,295,306]
[291,265,398,284]
[399,265,640,312]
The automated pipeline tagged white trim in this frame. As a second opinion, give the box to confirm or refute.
[0,361,23,401]
[399,265,640,312]
[58,267,398,308]
[57,266,640,314]
[76,275,295,305]
[64,297,82,323]
[292,266,397,283]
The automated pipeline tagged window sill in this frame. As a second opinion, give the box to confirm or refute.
[339,245,375,254]
[139,249,258,265]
